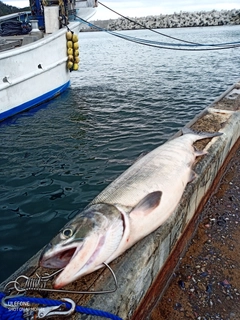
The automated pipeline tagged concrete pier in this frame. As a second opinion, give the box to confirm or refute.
[150,141,240,319]
[0,81,239,319]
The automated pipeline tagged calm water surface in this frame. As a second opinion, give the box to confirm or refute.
[0,25,240,282]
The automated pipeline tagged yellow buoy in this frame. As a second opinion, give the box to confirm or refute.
[66,31,72,40]
[73,42,79,50]
[67,48,73,55]
[74,49,79,57]
[74,56,80,63]
[73,63,79,71]
[72,34,78,43]
[67,61,73,69]
[68,55,74,62]
[67,41,73,48]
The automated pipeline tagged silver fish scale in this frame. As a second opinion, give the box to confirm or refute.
[90,134,197,209]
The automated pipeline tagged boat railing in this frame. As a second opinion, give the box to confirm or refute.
[0,12,31,23]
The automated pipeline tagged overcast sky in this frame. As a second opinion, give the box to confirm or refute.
[3,0,240,20]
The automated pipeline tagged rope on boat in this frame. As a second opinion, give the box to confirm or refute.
[83,2,240,51]
[98,1,202,46]
[0,292,122,320]
[77,16,240,51]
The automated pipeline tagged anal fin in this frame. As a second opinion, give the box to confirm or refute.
[189,170,198,183]
[194,146,208,157]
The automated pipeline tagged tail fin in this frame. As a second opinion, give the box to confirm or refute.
[182,127,223,140]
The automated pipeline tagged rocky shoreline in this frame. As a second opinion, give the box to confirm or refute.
[90,9,240,31]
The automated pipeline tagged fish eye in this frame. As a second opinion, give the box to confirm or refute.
[62,228,73,238]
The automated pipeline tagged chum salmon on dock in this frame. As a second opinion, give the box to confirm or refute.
[40,128,222,289]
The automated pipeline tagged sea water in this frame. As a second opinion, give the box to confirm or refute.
[0,25,240,283]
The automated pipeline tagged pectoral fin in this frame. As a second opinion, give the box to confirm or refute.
[130,191,162,217]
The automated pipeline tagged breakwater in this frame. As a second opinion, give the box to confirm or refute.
[91,9,240,31]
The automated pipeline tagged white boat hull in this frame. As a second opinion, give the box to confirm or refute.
[0,3,97,122]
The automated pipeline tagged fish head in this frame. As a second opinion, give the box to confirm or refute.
[39,203,124,288]
[39,212,96,269]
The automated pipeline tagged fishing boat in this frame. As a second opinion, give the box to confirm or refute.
[0,0,97,122]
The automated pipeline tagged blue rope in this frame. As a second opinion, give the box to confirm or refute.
[0,292,122,320]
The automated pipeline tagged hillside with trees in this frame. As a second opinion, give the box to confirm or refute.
[0,1,29,16]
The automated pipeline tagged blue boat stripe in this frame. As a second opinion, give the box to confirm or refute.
[0,81,70,122]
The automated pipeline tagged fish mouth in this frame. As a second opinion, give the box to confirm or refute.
[39,236,104,289]
[53,235,104,289]
[39,243,81,269]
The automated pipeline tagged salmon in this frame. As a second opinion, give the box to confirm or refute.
[40,128,222,288]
